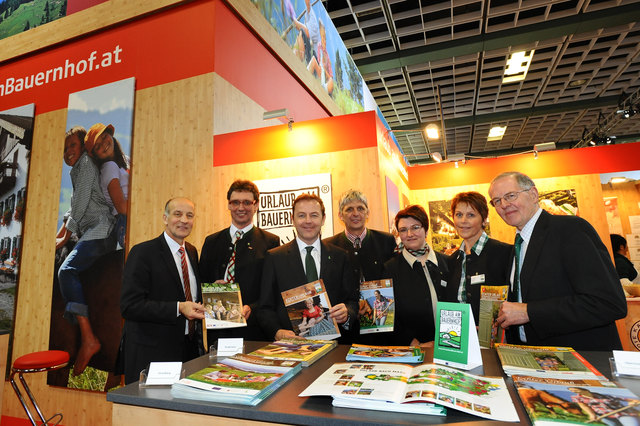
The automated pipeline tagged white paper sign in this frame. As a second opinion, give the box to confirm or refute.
[217,338,244,357]
[613,350,640,376]
[146,362,182,385]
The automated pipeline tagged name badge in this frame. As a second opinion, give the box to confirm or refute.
[470,274,485,285]
[440,280,447,287]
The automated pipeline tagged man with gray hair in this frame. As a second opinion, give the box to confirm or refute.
[489,171,626,350]
[324,189,396,282]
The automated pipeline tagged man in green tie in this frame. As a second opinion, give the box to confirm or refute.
[258,193,358,343]
[489,171,626,351]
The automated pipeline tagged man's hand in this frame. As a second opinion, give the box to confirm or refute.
[329,303,348,324]
[410,338,434,348]
[242,304,251,320]
[497,301,529,328]
[179,301,206,320]
[275,329,296,340]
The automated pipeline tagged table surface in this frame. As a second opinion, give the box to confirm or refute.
[107,342,633,425]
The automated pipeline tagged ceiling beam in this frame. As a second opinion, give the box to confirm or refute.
[356,4,640,75]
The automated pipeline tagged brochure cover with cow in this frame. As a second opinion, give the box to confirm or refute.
[201,282,247,329]
[358,279,394,334]
[280,279,340,340]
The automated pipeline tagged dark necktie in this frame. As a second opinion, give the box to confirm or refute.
[513,234,524,302]
[179,247,195,337]
[305,246,318,282]
[224,230,243,282]
[354,237,361,250]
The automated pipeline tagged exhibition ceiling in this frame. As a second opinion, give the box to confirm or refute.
[324,0,640,164]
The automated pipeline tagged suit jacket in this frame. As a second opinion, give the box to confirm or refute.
[445,238,512,321]
[257,240,359,343]
[199,226,280,340]
[507,210,627,350]
[324,229,396,282]
[120,234,203,384]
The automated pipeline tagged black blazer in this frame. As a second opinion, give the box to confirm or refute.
[507,210,627,350]
[120,234,203,384]
[445,237,512,321]
[373,249,450,346]
[199,227,280,340]
[257,240,359,343]
[324,229,396,282]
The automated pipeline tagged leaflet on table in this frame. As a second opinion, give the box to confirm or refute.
[358,279,394,334]
[495,343,605,379]
[346,344,424,363]
[201,282,247,329]
[249,338,337,366]
[332,397,446,416]
[478,285,508,348]
[280,279,340,340]
[512,374,640,425]
[299,362,519,422]
[171,354,301,405]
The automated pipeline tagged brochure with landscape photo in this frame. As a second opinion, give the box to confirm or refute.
[280,279,340,340]
[249,338,337,366]
[478,285,508,348]
[358,279,394,334]
[201,282,247,329]
[346,344,424,363]
[300,362,519,421]
[512,374,640,425]
[171,354,301,405]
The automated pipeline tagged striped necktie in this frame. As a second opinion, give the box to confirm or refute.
[225,230,243,282]
[179,247,194,337]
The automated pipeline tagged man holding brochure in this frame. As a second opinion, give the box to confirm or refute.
[258,193,358,343]
[490,171,627,350]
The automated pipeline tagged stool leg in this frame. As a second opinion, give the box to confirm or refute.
[10,371,37,426]
[18,373,49,425]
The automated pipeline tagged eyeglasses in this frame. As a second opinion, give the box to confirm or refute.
[490,189,531,207]
[229,200,255,208]
[398,224,423,235]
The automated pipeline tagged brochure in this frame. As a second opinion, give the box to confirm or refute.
[512,374,640,425]
[358,279,394,334]
[249,338,337,366]
[478,285,508,348]
[299,362,519,421]
[201,282,247,329]
[495,344,605,380]
[346,344,424,363]
[171,354,301,406]
[280,279,340,340]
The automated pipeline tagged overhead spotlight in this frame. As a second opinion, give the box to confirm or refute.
[533,150,538,159]
[424,123,439,139]
[430,152,443,162]
[533,142,556,152]
[448,153,466,168]
[263,108,294,131]
[616,106,638,119]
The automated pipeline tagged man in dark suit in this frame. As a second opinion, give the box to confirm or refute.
[490,172,627,350]
[324,189,396,282]
[120,197,205,384]
[199,180,280,341]
[258,193,358,343]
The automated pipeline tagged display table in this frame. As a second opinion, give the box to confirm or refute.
[107,341,630,425]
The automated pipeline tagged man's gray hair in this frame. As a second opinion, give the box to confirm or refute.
[338,189,369,212]
[491,171,536,190]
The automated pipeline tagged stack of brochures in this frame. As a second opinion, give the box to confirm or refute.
[249,338,337,366]
[299,362,519,421]
[345,344,424,363]
[171,354,301,405]
[495,343,605,379]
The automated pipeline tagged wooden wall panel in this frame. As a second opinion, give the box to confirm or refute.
[209,147,384,239]
[602,181,640,236]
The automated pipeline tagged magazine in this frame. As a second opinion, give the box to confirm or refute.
[346,344,424,363]
[358,279,394,334]
[299,362,519,421]
[495,344,605,379]
[171,354,301,405]
[201,282,247,329]
[280,279,340,340]
[249,338,337,366]
[512,374,640,425]
[478,285,508,348]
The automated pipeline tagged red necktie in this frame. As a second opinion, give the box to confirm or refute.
[179,247,195,336]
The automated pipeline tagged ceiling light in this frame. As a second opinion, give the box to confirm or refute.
[503,50,534,83]
[533,142,556,151]
[569,79,587,87]
[263,108,289,120]
[488,125,507,141]
[533,150,538,159]
[425,123,439,140]
[430,152,442,162]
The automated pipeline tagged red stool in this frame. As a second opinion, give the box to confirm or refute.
[10,350,69,426]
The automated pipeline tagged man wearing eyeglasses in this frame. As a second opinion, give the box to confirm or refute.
[199,180,280,341]
[490,171,626,350]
